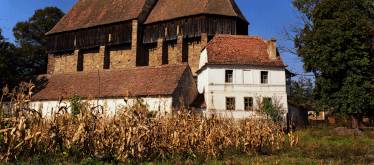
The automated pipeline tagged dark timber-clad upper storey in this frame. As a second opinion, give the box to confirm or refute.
[45,0,249,76]
[142,0,248,43]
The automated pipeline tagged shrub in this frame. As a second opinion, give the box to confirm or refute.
[68,92,81,116]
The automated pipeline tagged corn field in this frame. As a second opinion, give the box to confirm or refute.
[0,82,298,163]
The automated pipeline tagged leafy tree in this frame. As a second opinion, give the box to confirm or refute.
[290,76,314,107]
[258,96,286,124]
[12,6,64,76]
[0,29,19,79]
[295,0,374,117]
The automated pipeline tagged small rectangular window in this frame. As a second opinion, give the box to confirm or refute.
[261,71,268,84]
[226,97,235,110]
[77,51,84,72]
[286,77,291,85]
[225,70,233,83]
[244,97,253,111]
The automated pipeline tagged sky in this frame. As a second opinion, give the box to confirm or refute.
[0,0,309,80]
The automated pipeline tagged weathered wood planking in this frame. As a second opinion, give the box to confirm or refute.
[46,15,248,53]
[46,22,132,53]
[143,16,246,44]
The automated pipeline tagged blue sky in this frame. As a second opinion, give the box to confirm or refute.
[0,0,307,79]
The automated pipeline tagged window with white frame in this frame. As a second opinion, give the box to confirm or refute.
[261,71,268,84]
[225,70,233,83]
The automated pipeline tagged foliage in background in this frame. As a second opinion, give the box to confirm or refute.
[0,29,20,79]
[256,95,286,124]
[290,76,314,110]
[291,0,321,20]
[12,6,64,76]
[294,0,374,116]
[68,92,81,116]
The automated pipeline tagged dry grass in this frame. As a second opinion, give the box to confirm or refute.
[0,83,297,163]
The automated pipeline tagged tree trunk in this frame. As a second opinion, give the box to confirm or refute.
[351,114,363,129]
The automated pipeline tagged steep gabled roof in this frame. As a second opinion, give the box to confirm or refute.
[202,35,286,67]
[46,0,148,35]
[1,64,189,101]
[144,0,248,24]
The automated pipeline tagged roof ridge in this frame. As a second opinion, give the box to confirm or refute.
[215,35,268,43]
[225,0,237,17]
[203,0,212,13]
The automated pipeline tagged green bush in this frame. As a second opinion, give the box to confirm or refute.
[68,92,81,116]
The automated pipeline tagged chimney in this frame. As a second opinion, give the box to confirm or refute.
[267,38,277,60]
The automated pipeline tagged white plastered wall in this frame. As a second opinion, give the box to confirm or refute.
[197,64,288,118]
[2,96,173,117]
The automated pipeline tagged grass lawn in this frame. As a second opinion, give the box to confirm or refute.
[3,125,374,165]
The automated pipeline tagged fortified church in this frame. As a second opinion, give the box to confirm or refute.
[46,0,249,76]
[2,0,295,118]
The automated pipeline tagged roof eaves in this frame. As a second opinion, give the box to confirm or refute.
[196,64,208,75]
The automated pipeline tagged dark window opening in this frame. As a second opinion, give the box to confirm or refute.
[286,77,291,85]
[244,97,253,111]
[226,97,235,110]
[308,112,314,117]
[162,41,168,65]
[103,47,110,69]
[182,38,188,62]
[261,71,268,84]
[225,70,233,83]
[77,51,84,72]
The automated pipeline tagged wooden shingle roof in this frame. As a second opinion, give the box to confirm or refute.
[46,0,148,35]
[46,0,248,35]
[144,0,248,24]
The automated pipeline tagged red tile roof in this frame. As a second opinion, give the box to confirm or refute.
[1,64,189,101]
[203,35,287,67]
[46,0,147,35]
[144,0,248,24]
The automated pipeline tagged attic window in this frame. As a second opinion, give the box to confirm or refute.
[261,71,268,84]
[225,70,233,83]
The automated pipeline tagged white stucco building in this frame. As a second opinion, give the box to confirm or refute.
[196,35,290,118]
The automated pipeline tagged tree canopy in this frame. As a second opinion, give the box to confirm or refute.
[294,0,374,116]
[12,6,64,76]
[290,76,314,109]
[0,29,19,79]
